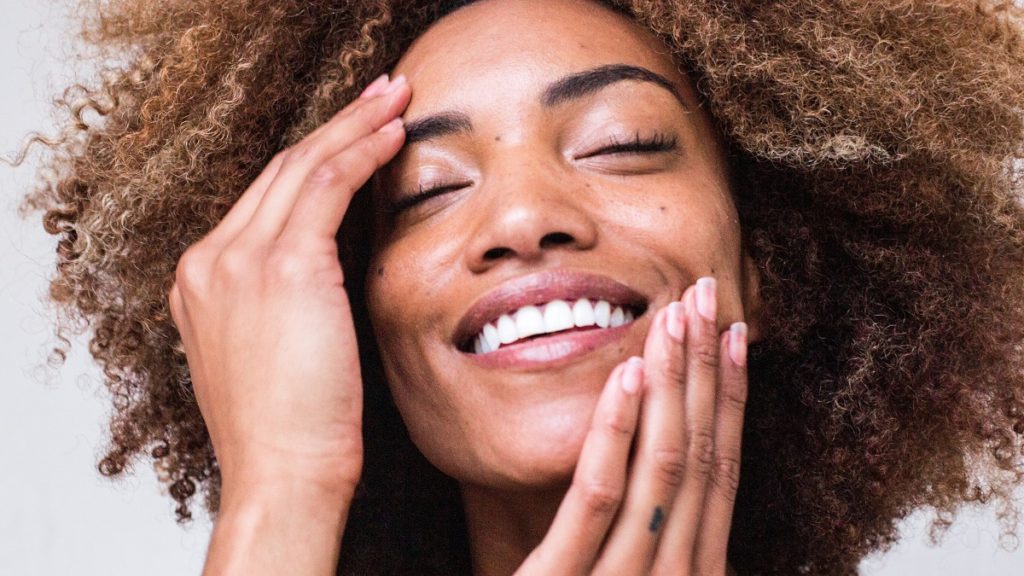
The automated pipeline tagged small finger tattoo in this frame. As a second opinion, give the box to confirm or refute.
[648,506,665,533]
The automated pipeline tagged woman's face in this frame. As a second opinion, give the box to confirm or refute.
[366,0,759,490]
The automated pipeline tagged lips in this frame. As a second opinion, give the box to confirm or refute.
[453,269,650,353]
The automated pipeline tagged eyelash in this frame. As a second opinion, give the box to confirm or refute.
[585,131,678,157]
[391,131,678,213]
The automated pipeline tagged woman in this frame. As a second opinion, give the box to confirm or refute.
[19,0,1024,574]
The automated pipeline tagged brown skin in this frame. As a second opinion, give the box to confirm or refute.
[366,1,760,572]
[19,0,1024,574]
[176,1,759,572]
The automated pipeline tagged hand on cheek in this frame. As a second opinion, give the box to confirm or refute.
[516,277,749,576]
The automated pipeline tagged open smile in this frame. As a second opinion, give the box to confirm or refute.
[454,269,650,369]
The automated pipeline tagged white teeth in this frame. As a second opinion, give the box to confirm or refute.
[543,300,575,333]
[482,323,500,352]
[472,298,637,354]
[572,298,596,327]
[514,305,545,339]
[609,306,625,327]
[497,314,518,344]
[594,300,611,328]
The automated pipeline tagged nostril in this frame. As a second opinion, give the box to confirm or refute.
[483,246,513,261]
[540,232,574,249]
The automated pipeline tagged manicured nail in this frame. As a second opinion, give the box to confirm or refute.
[666,302,685,342]
[383,74,407,95]
[380,117,404,132]
[695,277,717,322]
[360,73,390,98]
[729,322,748,366]
[622,356,644,394]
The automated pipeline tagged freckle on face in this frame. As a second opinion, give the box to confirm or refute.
[364,0,752,490]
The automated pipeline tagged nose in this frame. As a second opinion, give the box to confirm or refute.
[465,170,599,273]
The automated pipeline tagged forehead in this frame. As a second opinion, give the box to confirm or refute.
[393,0,692,111]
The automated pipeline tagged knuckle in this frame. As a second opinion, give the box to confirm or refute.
[651,446,688,486]
[263,247,309,284]
[598,409,634,439]
[167,283,184,326]
[687,428,717,476]
[721,380,749,413]
[577,480,622,516]
[692,338,720,369]
[173,246,209,292]
[283,143,316,165]
[307,163,344,186]
[214,248,254,281]
[711,456,743,498]
[663,355,687,388]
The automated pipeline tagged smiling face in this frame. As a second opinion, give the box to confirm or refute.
[366,0,759,491]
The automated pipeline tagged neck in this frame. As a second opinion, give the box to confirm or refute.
[461,481,566,576]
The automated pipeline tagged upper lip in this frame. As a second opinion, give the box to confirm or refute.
[453,269,650,350]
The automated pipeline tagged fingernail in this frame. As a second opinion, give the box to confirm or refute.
[380,117,404,132]
[666,302,685,342]
[622,356,644,394]
[360,73,390,98]
[729,322,748,366]
[695,277,717,322]
[383,74,407,95]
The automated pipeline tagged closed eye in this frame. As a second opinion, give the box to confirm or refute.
[578,131,678,159]
[390,182,469,214]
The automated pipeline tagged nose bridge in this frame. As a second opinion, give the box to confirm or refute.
[465,148,598,271]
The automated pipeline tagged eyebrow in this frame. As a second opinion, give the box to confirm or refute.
[402,63,687,145]
[541,63,685,108]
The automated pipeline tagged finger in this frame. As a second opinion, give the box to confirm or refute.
[359,73,390,100]
[653,277,720,574]
[201,74,391,250]
[518,358,643,576]
[201,151,287,249]
[240,76,410,243]
[278,117,405,244]
[593,305,687,574]
[692,322,748,574]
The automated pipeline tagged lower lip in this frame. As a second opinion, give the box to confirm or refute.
[461,322,636,370]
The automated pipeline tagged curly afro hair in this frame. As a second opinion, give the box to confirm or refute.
[17,0,1024,574]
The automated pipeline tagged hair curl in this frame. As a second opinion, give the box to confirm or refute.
[17,0,1024,574]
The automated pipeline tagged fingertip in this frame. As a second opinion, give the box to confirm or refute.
[622,356,644,395]
[379,117,404,133]
[359,73,390,99]
[728,322,748,367]
[666,301,685,342]
[382,73,407,95]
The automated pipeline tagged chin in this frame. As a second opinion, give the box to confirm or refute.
[483,397,597,490]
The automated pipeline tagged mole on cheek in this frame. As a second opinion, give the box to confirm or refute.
[494,135,502,142]
[376,266,385,277]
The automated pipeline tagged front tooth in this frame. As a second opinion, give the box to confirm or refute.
[609,306,625,327]
[543,300,575,333]
[482,323,500,352]
[572,298,596,327]
[594,300,611,328]
[474,336,485,354]
[515,305,545,339]
[497,314,518,344]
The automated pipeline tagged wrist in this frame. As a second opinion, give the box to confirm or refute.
[220,470,358,527]
[219,443,364,508]
[204,475,355,575]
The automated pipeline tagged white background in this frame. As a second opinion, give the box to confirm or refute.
[1,1,1022,574]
